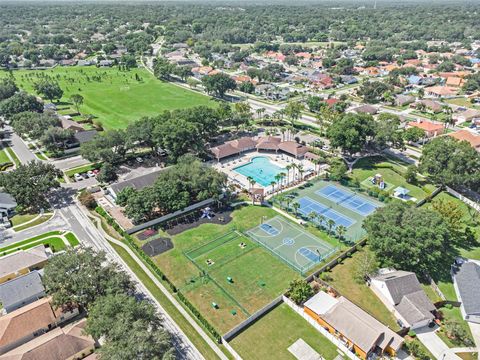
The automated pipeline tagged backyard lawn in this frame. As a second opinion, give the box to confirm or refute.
[325,249,400,330]
[2,66,217,130]
[351,155,437,201]
[229,303,340,360]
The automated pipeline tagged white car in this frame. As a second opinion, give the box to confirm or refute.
[136,157,144,163]
[74,173,83,181]
[87,170,95,178]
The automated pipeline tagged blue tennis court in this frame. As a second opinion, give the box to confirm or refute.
[260,223,280,236]
[316,184,379,216]
[298,247,320,262]
[298,196,355,228]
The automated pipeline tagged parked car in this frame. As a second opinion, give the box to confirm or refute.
[74,173,83,181]
[136,157,144,163]
[93,169,100,175]
[87,170,95,178]
[81,173,89,179]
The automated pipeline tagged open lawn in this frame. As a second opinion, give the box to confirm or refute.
[229,303,339,360]
[13,214,53,232]
[5,147,20,166]
[2,66,217,130]
[0,230,78,256]
[325,249,400,330]
[0,148,10,164]
[351,156,437,201]
[149,205,303,333]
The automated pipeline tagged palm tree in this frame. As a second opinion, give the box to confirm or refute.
[276,194,286,208]
[318,214,326,228]
[297,164,304,181]
[274,174,282,192]
[286,164,293,185]
[285,197,292,212]
[327,219,335,234]
[336,225,347,240]
[308,211,318,224]
[270,181,276,194]
[246,176,254,190]
[292,202,300,216]
[279,172,287,190]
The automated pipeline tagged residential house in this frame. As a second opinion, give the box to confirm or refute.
[340,75,358,85]
[449,130,480,151]
[98,60,114,67]
[0,297,79,355]
[108,169,165,200]
[407,120,444,138]
[412,99,443,113]
[59,59,76,66]
[192,66,214,79]
[76,60,92,67]
[304,291,403,359]
[353,104,378,115]
[59,116,84,132]
[452,258,480,323]
[370,270,436,329]
[446,77,465,88]
[424,86,457,98]
[0,319,95,360]
[0,271,45,314]
[407,75,422,86]
[394,94,415,107]
[0,192,17,223]
[454,108,480,124]
[0,245,49,284]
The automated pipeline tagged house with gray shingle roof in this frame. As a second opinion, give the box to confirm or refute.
[452,258,480,324]
[371,269,436,329]
[0,271,45,314]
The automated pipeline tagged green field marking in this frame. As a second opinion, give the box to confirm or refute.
[2,66,217,130]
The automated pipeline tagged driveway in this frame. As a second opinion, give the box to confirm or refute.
[416,326,450,359]
[468,321,480,349]
[6,126,37,164]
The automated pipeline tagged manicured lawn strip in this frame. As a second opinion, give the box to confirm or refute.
[108,241,224,360]
[0,148,10,163]
[5,147,20,166]
[0,231,62,253]
[326,250,400,330]
[10,213,38,226]
[64,163,100,177]
[14,214,53,232]
[65,232,80,246]
[456,352,478,360]
[229,303,339,360]
[0,236,65,256]
[3,67,216,130]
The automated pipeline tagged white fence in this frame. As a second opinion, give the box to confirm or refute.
[282,296,362,360]
[446,186,480,213]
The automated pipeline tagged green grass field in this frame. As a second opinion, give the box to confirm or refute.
[142,205,302,334]
[0,230,79,256]
[2,66,216,130]
[0,148,10,164]
[351,156,437,201]
[229,303,339,360]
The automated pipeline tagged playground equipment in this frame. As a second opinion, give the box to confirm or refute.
[212,302,219,309]
[227,276,234,283]
[371,173,386,189]
[200,207,213,219]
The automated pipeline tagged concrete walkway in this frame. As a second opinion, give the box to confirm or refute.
[416,326,453,359]
[89,212,229,360]
[468,321,480,350]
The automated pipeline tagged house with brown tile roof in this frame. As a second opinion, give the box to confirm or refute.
[449,130,480,151]
[0,298,79,355]
[0,246,49,284]
[446,77,465,88]
[304,291,403,360]
[425,86,457,98]
[407,120,444,138]
[277,141,309,158]
[0,319,95,360]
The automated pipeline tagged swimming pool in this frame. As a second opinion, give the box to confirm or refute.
[233,156,286,187]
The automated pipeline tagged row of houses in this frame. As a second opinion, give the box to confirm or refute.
[0,245,98,359]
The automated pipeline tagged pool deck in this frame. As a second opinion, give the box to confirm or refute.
[212,152,316,193]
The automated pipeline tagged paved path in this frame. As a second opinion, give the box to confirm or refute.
[7,127,36,164]
[468,321,480,350]
[416,326,451,359]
